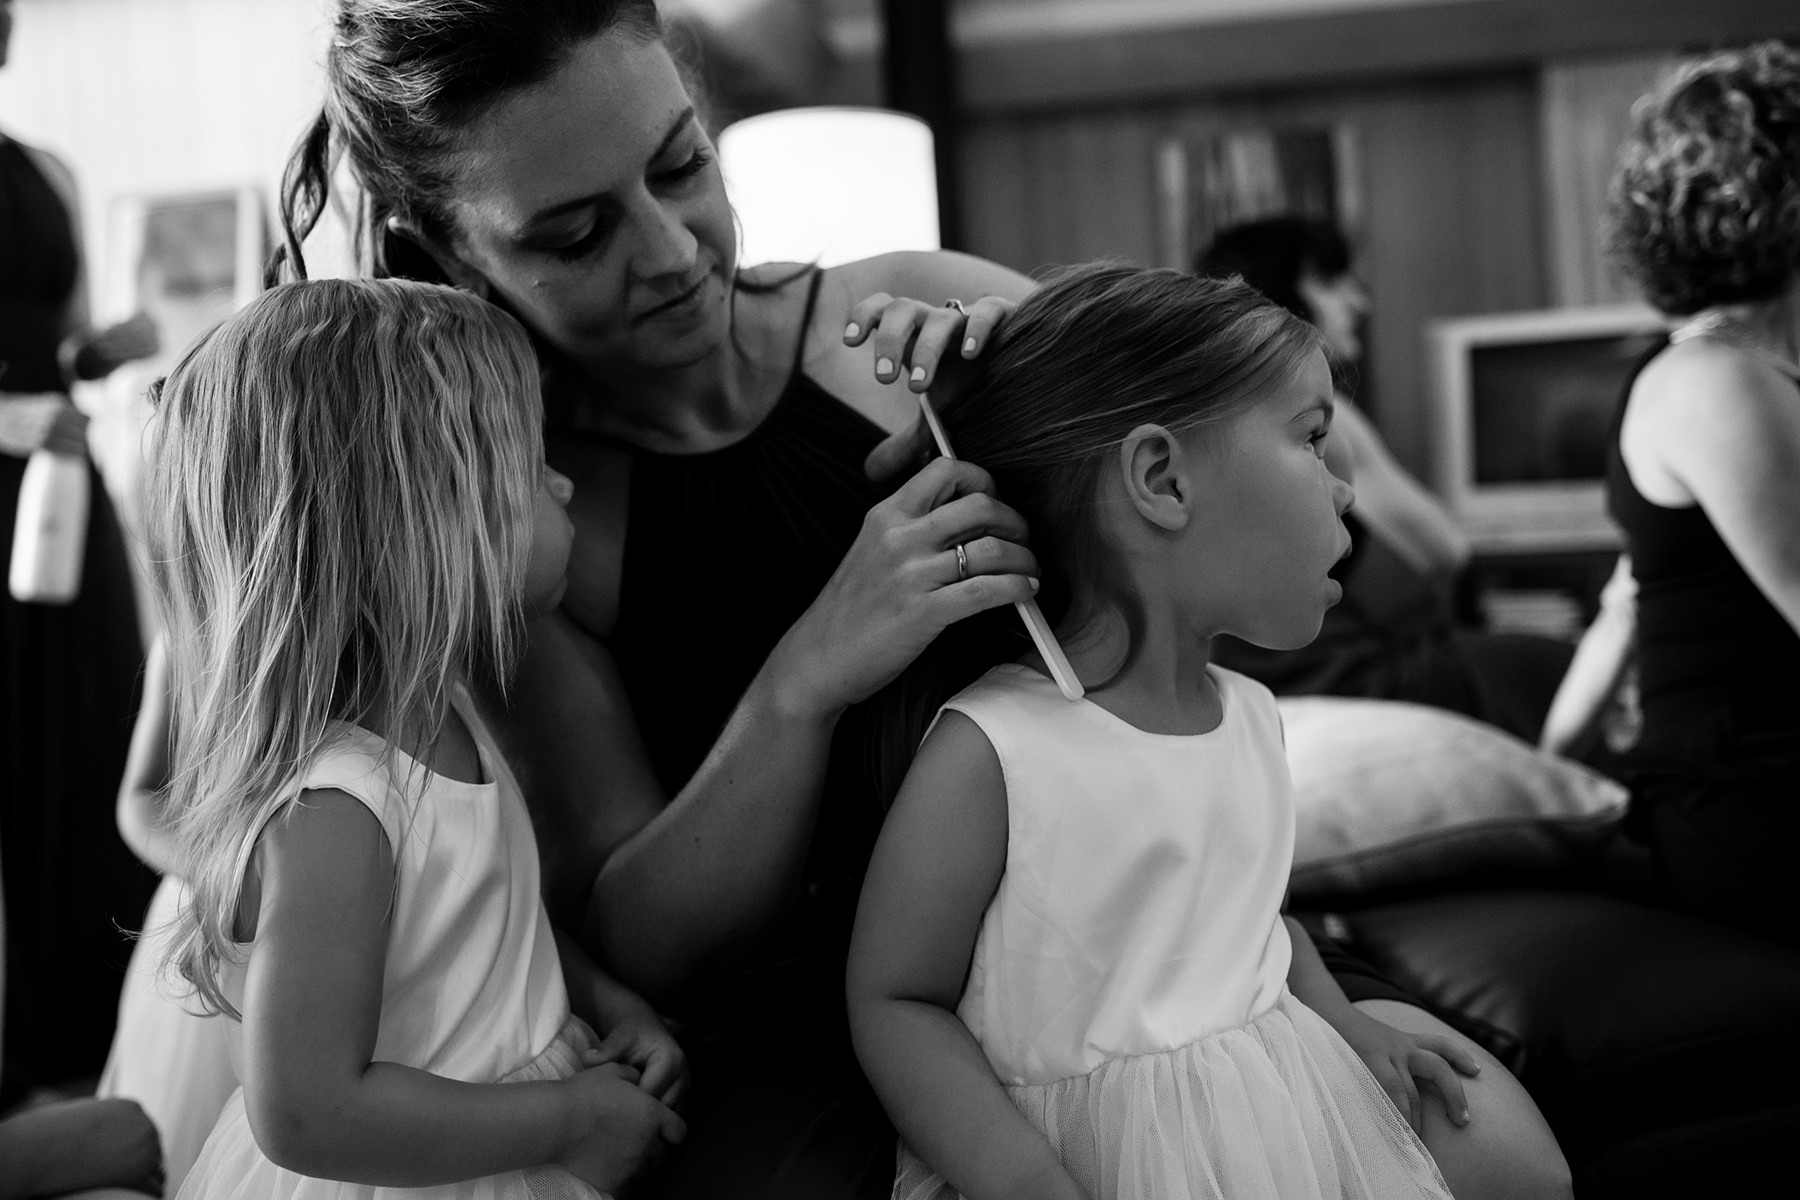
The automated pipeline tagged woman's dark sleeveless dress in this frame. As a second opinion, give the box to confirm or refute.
[1608,350,1800,942]
[576,271,1435,1197]
[583,272,895,1199]
[0,135,154,1103]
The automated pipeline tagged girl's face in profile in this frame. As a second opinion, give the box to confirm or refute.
[521,464,576,618]
[437,31,738,379]
[1179,348,1354,649]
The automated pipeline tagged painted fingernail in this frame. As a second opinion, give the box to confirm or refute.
[963,337,978,354]
[844,322,860,340]
[876,356,895,376]
[910,366,927,384]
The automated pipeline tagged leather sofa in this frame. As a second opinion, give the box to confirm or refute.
[1303,861,1800,1197]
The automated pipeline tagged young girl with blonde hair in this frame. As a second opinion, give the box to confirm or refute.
[849,264,1479,1200]
[144,277,685,1199]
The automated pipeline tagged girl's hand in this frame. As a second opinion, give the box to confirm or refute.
[847,293,1018,482]
[557,1062,687,1194]
[1335,1008,1480,1135]
[584,1005,690,1107]
[771,456,1040,717]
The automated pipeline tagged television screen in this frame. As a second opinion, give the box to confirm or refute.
[1468,330,1667,487]
[1427,305,1670,554]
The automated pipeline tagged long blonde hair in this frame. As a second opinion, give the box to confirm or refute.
[142,278,544,1015]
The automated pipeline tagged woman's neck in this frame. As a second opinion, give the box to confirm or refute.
[563,279,804,452]
[1680,284,1800,373]
[1055,597,1223,736]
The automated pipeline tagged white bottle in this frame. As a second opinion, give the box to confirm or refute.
[9,447,90,604]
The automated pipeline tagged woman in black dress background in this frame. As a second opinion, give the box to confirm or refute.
[0,0,159,1108]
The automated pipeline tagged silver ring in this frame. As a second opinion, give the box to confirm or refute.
[944,298,967,315]
[954,543,969,581]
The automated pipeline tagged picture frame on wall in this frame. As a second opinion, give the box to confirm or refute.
[1155,123,1362,270]
[101,185,268,355]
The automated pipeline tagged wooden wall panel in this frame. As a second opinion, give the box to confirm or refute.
[947,0,1800,112]
[957,72,1548,476]
[1540,53,1675,307]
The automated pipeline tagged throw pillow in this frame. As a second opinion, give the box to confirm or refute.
[1281,696,1629,903]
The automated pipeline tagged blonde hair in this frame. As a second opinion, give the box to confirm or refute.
[142,278,544,1015]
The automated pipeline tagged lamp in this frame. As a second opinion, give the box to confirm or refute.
[716,106,940,267]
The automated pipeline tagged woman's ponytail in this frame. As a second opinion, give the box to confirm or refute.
[267,109,334,287]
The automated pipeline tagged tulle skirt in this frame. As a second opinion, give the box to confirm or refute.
[99,875,240,1195]
[894,990,1452,1200]
[177,1014,607,1200]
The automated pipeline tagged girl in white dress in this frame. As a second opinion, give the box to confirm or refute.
[139,278,687,1199]
[849,264,1477,1200]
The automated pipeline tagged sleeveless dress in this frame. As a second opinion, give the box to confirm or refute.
[100,874,241,1194]
[1607,348,1800,940]
[892,664,1453,1200]
[0,132,155,1102]
[561,270,898,1199]
[177,694,603,1200]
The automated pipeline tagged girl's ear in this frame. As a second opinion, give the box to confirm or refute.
[1117,423,1190,532]
[387,216,493,300]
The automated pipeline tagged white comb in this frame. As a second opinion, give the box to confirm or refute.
[918,394,1085,702]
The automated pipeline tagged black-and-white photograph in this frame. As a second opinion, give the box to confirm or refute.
[3,3,1798,1199]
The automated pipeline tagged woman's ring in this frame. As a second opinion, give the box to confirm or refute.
[945,298,967,315]
[954,543,969,581]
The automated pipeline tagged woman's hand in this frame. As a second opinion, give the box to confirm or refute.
[770,456,1039,718]
[67,311,161,381]
[588,1003,690,1107]
[847,293,1018,482]
[556,1062,687,1195]
[1334,1007,1480,1135]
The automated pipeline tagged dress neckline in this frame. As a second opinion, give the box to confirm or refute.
[1668,311,1800,380]
[996,662,1234,743]
[557,267,831,461]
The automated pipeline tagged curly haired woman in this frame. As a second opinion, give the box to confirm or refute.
[1566,39,1800,941]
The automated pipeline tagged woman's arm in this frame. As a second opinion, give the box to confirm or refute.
[1283,917,1478,1135]
[512,250,1041,1004]
[847,713,1088,1200]
[518,449,1038,1003]
[116,635,181,874]
[24,145,159,385]
[241,789,681,1189]
[1540,555,1636,755]
[0,1098,163,1199]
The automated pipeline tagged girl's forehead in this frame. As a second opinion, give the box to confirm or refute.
[449,32,691,228]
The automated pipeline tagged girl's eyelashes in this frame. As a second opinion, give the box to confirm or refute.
[1307,426,1332,457]
[541,150,713,264]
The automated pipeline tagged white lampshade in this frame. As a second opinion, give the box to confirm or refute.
[717,107,941,267]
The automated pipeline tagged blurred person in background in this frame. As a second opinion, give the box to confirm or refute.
[1547,40,1800,942]
[0,0,160,1109]
[1197,216,1575,743]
